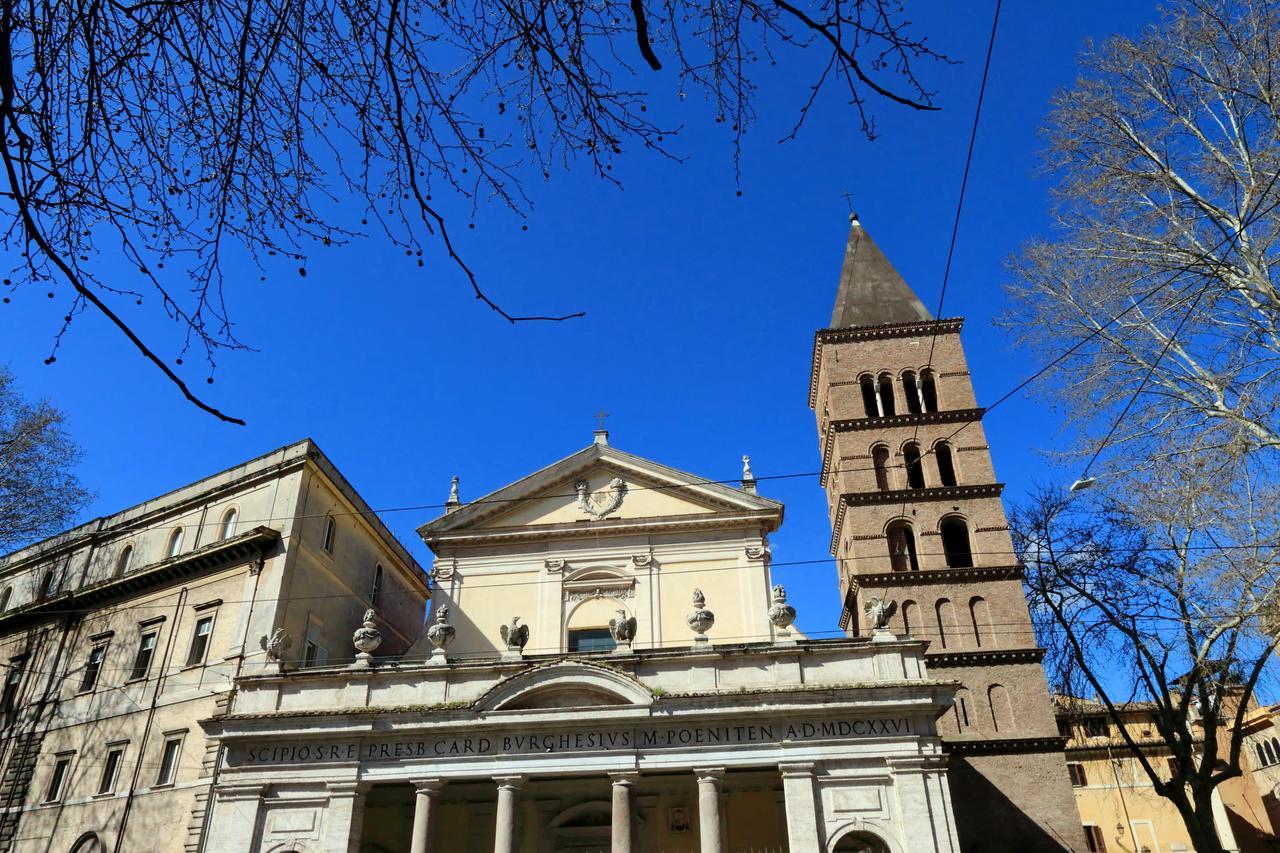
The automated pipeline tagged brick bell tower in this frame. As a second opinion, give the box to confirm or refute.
[809,215,1085,852]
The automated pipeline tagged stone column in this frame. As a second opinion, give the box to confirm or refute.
[323,781,369,853]
[694,767,725,853]
[779,763,822,853]
[410,778,447,853]
[609,772,638,853]
[493,775,527,853]
[205,782,264,850]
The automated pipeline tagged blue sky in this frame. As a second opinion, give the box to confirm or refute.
[0,1,1159,635]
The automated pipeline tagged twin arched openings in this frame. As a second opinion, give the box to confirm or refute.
[885,515,973,571]
[1257,737,1280,767]
[859,370,939,419]
[902,595,991,649]
[870,441,959,492]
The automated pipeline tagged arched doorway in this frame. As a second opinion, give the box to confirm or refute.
[69,834,105,853]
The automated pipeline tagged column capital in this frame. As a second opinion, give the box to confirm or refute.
[608,770,640,787]
[693,766,725,784]
[326,780,370,799]
[493,774,527,791]
[778,762,816,778]
[411,778,448,795]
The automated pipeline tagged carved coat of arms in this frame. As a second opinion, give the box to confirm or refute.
[575,477,627,520]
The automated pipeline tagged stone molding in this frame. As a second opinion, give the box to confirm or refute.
[854,565,1025,586]
[924,648,1046,667]
[838,483,1004,507]
[941,736,1069,756]
[808,318,966,408]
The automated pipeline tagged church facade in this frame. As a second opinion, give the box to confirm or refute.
[0,218,1089,851]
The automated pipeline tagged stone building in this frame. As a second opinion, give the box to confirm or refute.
[0,440,428,852]
[201,435,964,852]
[808,216,1086,851]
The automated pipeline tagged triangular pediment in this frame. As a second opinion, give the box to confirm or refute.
[419,442,782,539]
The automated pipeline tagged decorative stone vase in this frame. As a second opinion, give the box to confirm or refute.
[350,608,382,669]
[687,589,715,638]
[767,585,796,631]
[426,606,456,654]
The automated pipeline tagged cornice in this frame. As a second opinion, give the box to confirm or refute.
[840,483,1004,507]
[426,510,782,548]
[855,565,1025,586]
[942,735,1068,756]
[926,648,1046,668]
[819,409,986,487]
[0,527,280,633]
[808,318,966,409]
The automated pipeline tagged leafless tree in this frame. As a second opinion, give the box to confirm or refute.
[0,0,949,424]
[0,367,90,553]
[1013,451,1279,853]
[1003,0,1280,464]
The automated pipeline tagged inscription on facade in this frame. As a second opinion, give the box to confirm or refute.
[234,717,912,767]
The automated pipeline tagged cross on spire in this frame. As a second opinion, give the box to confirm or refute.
[594,409,610,431]
[841,190,856,213]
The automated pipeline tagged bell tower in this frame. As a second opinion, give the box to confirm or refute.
[809,215,1085,852]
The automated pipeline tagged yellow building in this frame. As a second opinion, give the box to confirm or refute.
[1057,695,1280,853]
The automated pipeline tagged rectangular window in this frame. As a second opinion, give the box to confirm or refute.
[1068,763,1088,787]
[1,666,21,715]
[98,745,125,795]
[1057,718,1073,739]
[1083,717,1109,738]
[1167,756,1180,778]
[302,640,328,668]
[130,632,158,681]
[568,628,616,653]
[45,754,72,803]
[156,736,182,786]
[185,616,214,666]
[79,646,106,692]
[1084,824,1107,852]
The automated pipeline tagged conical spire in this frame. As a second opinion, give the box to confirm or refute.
[830,214,932,328]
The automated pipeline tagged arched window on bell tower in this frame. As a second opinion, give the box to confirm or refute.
[901,370,923,414]
[935,441,958,487]
[902,442,925,489]
[940,516,974,568]
[859,375,879,417]
[877,373,896,417]
[886,520,919,572]
[921,369,939,412]
[871,444,892,491]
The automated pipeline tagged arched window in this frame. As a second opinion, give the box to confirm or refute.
[921,369,939,412]
[969,596,992,648]
[1271,738,1280,764]
[1266,741,1276,765]
[371,564,383,606]
[935,599,957,649]
[935,441,958,487]
[940,517,974,568]
[115,545,133,576]
[886,521,920,572]
[901,370,923,415]
[876,373,897,417]
[903,442,925,489]
[69,833,105,853]
[167,528,184,558]
[871,445,891,491]
[1257,743,1268,766]
[859,375,879,417]
[989,684,1014,733]
[37,571,55,599]
[322,516,337,553]
[219,508,238,540]
[0,587,11,612]
[901,600,919,637]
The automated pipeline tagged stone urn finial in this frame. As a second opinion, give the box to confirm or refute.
[768,584,796,632]
[687,589,715,644]
[445,476,461,511]
[351,608,382,669]
[426,606,456,663]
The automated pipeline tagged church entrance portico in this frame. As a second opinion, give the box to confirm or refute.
[202,641,959,853]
